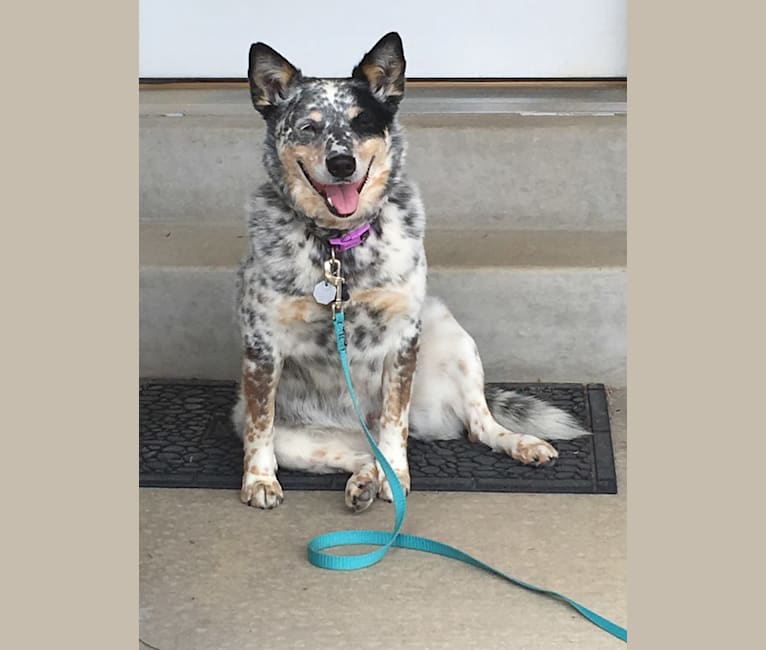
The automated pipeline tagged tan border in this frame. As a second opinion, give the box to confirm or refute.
[5,1,137,648]
[629,1,763,648]
[9,0,760,646]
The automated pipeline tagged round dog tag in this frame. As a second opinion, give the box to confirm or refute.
[313,281,337,305]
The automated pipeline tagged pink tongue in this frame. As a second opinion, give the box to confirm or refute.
[324,183,360,216]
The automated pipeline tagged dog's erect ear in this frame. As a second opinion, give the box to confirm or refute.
[248,43,302,117]
[352,32,406,106]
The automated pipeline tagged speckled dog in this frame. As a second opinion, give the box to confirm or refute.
[233,33,588,510]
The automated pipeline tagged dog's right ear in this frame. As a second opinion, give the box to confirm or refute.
[352,32,406,107]
[248,43,302,117]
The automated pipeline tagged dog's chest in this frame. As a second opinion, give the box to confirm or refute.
[240,202,426,363]
[271,258,423,363]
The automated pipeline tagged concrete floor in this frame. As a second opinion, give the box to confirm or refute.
[139,388,626,650]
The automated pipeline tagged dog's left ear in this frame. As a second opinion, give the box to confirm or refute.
[352,32,406,106]
[248,42,302,117]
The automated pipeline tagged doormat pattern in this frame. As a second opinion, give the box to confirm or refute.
[139,380,617,494]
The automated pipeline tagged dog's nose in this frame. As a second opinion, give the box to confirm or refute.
[326,153,356,179]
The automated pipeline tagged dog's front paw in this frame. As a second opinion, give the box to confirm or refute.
[345,467,379,513]
[377,467,410,503]
[241,474,284,509]
[510,435,558,467]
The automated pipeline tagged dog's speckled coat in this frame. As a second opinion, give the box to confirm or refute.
[233,33,589,510]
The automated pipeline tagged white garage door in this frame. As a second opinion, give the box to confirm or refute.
[140,0,626,79]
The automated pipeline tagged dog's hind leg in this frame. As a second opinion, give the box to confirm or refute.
[460,385,561,467]
[410,298,587,466]
[272,427,380,513]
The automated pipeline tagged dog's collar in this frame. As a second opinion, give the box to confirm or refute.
[328,223,371,253]
[304,216,381,254]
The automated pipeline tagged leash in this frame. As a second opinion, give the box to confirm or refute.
[305,306,627,643]
[305,238,626,641]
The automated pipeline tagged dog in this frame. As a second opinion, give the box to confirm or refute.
[233,32,589,510]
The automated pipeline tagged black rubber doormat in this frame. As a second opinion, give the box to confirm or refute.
[140,380,617,494]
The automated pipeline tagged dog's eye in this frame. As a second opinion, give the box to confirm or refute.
[354,112,373,127]
[351,111,380,135]
[298,121,322,135]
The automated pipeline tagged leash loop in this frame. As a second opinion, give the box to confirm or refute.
[305,311,627,643]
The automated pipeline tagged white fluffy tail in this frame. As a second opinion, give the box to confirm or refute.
[485,386,590,441]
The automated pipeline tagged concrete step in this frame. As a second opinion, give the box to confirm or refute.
[140,223,625,384]
[139,84,627,116]
[139,86,625,231]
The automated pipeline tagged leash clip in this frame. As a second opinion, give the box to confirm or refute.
[323,251,342,284]
[324,249,347,317]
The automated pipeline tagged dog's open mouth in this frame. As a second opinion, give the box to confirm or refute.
[299,159,373,218]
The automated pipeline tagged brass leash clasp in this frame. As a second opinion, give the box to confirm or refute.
[324,248,346,317]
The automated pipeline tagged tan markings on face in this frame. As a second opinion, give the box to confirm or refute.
[457,360,468,374]
[280,133,391,228]
[279,143,364,229]
[351,289,410,318]
[308,110,322,121]
[354,135,390,215]
[348,106,361,119]
[278,143,330,219]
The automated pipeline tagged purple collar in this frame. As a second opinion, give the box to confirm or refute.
[328,223,371,253]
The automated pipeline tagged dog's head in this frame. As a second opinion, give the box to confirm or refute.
[248,32,406,230]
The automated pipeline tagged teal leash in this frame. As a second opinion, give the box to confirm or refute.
[306,311,627,643]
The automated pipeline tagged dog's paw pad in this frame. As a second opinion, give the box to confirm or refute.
[510,436,559,467]
[345,471,379,513]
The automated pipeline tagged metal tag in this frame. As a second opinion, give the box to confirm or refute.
[313,280,337,305]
